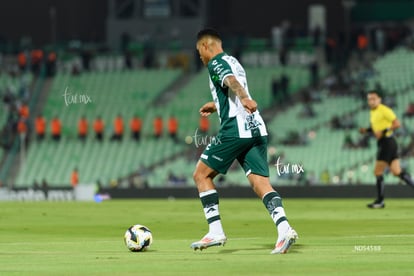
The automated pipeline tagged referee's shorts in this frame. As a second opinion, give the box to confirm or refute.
[377,136,399,163]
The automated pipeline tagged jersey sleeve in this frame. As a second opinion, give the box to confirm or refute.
[383,105,397,122]
[208,56,234,88]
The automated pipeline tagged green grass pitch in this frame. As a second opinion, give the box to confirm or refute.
[0,198,413,275]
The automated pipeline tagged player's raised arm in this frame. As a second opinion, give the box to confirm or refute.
[223,75,257,114]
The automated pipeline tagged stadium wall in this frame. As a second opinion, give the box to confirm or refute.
[2,185,413,201]
[101,186,414,199]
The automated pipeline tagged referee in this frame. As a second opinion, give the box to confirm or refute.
[360,91,414,208]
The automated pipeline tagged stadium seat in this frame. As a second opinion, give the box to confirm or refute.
[14,69,183,186]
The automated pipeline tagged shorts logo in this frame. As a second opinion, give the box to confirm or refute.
[212,155,223,162]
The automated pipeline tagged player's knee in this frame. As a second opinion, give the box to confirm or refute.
[391,169,401,177]
[193,167,215,185]
[374,172,383,177]
[192,169,204,184]
[374,168,383,176]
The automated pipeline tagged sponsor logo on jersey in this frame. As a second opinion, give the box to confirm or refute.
[244,114,261,130]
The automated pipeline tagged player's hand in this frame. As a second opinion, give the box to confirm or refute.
[359,127,367,134]
[199,102,216,116]
[374,128,390,139]
[374,131,383,139]
[241,98,257,114]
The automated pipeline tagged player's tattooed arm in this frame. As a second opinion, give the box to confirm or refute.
[224,75,249,99]
[224,75,257,113]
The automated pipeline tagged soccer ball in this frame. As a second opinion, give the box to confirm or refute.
[124,224,153,252]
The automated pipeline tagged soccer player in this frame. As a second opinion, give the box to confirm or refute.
[359,91,414,208]
[191,28,298,254]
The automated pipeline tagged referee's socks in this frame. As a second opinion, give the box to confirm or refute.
[399,171,414,188]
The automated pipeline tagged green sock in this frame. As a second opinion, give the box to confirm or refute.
[262,191,289,236]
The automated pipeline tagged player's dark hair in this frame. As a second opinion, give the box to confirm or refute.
[367,90,382,98]
[197,28,221,41]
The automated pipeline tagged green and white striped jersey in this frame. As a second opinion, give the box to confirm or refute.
[207,52,268,138]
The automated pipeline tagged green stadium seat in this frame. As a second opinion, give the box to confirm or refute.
[14,68,184,187]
